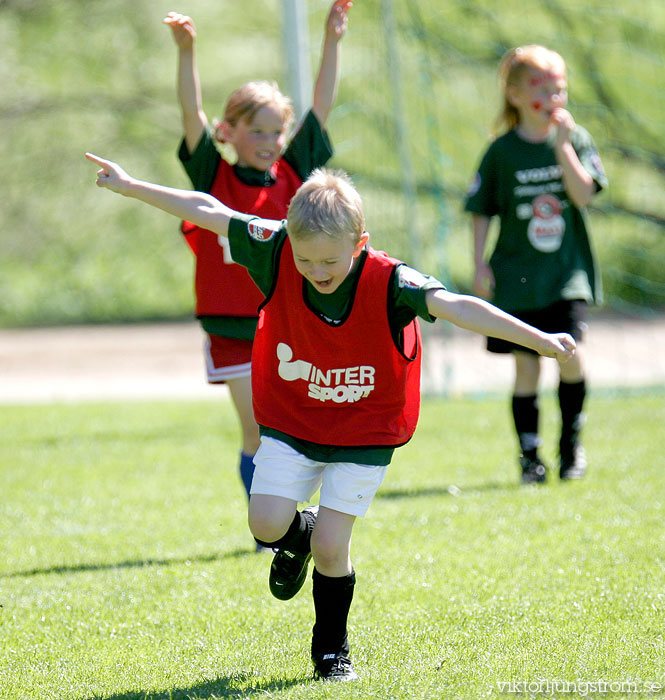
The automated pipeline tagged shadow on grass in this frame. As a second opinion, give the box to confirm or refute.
[1,548,254,579]
[376,480,519,500]
[80,673,310,700]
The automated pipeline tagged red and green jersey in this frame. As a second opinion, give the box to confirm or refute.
[178,109,333,337]
[252,237,422,449]
[181,157,302,318]
[227,214,445,465]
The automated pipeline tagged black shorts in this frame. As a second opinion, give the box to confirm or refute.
[487,300,587,355]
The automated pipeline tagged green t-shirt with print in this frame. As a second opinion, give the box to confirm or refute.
[178,109,333,339]
[227,214,445,466]
[464,127,607,313]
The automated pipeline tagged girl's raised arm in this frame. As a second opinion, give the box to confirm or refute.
[312,0,352,126]
[164,12,207,152]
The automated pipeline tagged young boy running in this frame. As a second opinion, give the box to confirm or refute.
[85,153,576,682]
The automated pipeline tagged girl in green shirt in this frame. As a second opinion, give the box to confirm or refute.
[465,45,607,484]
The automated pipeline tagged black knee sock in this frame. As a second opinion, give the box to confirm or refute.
[253,510,314,551]
[558,379,586,450]
[311,568,356,659]
[512,394,541,457]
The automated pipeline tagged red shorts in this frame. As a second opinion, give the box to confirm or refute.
[204,334,253,383]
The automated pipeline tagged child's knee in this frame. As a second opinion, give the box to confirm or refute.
[249,512,281,542]
[558,351,583,381]
[311,531,350,571]
[248,496,295,543]
[250,524,283,545]
[247,502,275,537]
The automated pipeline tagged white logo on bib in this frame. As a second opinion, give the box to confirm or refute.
[276,342,375,403]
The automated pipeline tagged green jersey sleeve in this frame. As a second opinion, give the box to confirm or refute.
[389,264,446,330]
[570,125,608,193]
[282,109,333,180]
[177,127,221,194]
[464,142,499,217]
[227,214,287,296]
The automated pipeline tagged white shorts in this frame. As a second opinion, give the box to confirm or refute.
[250,436,387,517]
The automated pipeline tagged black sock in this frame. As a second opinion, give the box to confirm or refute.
[512,394,541,457]
[253,510,313,551]
[558,379,586,450]
[311,568,356,659]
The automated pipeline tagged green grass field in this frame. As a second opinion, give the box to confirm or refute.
[1,393,664,699]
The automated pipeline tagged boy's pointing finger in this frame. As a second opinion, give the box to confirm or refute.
[85,152,107,167]
[84,153,116,187]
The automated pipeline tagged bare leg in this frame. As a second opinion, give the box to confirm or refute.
[227,374,260,455]
[248,494,298,543]
[513,350,541,395]
[558,348,583,383]
[226,375,260,499]
[311,506,356,577]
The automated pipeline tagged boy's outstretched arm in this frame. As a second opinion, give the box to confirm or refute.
[312,0,352,126]
[425,289,576,362]
[164,12,207,153]
[85,153,232,237]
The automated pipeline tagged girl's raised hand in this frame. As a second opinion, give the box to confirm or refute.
[551,107,575,144]
[163,12,197,48]
[85,153,132,195]
[326,0,352,40]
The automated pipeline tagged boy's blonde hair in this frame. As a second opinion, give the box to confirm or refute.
[495,45,567,134]
[217,80,295,135]
[287,168,366,242]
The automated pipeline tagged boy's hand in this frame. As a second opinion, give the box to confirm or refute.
[542,332,576,362]
[163,12,196,49]
[551,107,575,145]
[326,0,352,41]
[85,153,133,195]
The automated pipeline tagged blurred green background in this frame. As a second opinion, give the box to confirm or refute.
[2,0,664,327]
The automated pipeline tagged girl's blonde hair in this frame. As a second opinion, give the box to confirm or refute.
[287,168,366,242]
[214,80,295,141]
[494,44,567,134]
